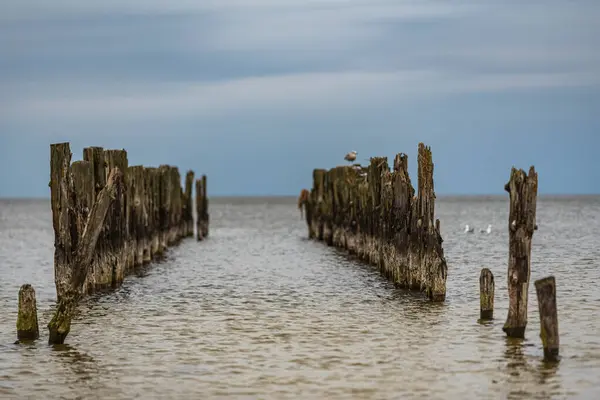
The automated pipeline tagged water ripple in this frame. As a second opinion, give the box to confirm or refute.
[1,196,599,399]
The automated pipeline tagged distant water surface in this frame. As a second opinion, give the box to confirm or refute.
[1,196,599,399]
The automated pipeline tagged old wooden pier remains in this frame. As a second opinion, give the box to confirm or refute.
[302,143,448,301]
[40,142,209,344]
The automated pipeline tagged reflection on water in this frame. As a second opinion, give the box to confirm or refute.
[1,196,599,399]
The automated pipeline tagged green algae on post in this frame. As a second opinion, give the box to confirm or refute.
[304,143,448,302]
[479,268,495,320]
[17,284,39,341]
[502,166,538,338]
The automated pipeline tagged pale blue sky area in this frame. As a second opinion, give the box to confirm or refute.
[1,0,599,197]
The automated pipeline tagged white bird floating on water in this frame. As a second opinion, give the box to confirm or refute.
[344,150,357,162]
[480,224,492,234]
[464,224,474,233]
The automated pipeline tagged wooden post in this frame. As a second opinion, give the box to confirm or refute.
[479,268,494,320]
[16,284,39,341]
[195,175,209,241]
[502,166,538,338]
[535,276,559,362]
[183,170,195,237]
[48,166,123,345]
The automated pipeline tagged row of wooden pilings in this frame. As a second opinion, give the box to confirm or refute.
[301,143,448,301]
[16,142,209,345]
[300,144,559,362]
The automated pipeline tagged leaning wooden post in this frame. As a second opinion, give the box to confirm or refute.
[535,276,559,362]
[48,167,123,345]
[16,284,39,341]
[479,268,494,320]
[502,166,538,338]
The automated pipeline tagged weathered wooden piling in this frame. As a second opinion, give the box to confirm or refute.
[535,276,559,362]
[502,166,538,338]
[17,284,39,341]
[479,268,494,320]
[304,143,448,301]
[183,171,195,237]
[195,175,209,241]
[47,142,209,344]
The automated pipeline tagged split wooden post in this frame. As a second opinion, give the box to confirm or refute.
[48,165,123,345]
[479,268,494,320]
[535,276,559,362]
[16,284,39,341]
[502,166,538,338]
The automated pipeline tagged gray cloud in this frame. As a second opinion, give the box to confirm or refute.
[1,0,599,127]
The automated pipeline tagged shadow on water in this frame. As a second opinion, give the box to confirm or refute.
[502,337,562,399]
[50,343,100,383]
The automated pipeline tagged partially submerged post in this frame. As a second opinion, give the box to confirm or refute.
[16,284,39,341]
[502,166,538,338]
[535,276,559,362]
[479,268,494,320]
[195,175,209,241]
[183,170,195,237]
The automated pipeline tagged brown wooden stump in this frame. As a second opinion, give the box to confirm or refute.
[17,284,39,341]
[479,268,494,320]
[502,166,538,338]
[535,276,559,362]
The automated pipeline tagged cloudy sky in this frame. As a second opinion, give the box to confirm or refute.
[1,0,598,197]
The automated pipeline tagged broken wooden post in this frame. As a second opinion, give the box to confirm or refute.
[16,284,39,341]
[502,166,538,338]
[535,276,559,362]
[479,268,494,320]
[304,143,448,301]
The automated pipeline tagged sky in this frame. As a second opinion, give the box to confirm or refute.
[0,0,599,197]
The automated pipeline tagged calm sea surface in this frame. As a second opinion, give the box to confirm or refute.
[1,196,599,399]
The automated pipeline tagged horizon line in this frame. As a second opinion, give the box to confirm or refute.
[1,193,599,201]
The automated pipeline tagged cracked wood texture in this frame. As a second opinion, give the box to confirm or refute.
[305,143,448,301]
[502,166,538,338]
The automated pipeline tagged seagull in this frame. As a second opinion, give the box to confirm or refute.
[464,224,474,233]
[480,224,492,234]
[344,150,357,162]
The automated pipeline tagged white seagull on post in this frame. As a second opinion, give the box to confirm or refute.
[344,150,357,162]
